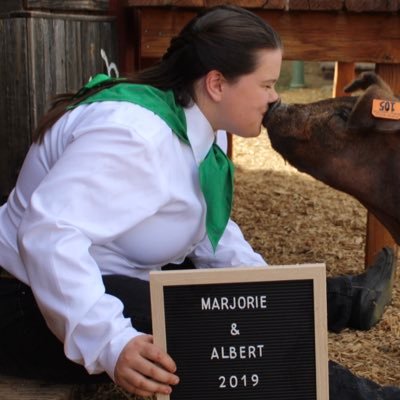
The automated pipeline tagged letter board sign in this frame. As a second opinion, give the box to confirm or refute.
[150,264,328,400]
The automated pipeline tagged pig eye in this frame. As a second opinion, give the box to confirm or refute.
[336,108,351,121]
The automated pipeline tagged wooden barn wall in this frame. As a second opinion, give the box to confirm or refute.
[0,17,31,203]
[0,10,116,202]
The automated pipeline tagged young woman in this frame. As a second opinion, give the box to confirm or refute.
[0,5,397,399]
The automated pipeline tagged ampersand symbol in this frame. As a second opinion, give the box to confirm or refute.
[230,323,240,336]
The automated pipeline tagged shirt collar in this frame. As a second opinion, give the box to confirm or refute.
[184,103,216,165]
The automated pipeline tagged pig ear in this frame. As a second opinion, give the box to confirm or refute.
[346,85,400,133]
[344,71,393,94]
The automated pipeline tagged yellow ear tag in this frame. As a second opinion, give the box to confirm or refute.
[372,99,400,120]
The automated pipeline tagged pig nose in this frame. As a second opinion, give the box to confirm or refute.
[262,98,283,126]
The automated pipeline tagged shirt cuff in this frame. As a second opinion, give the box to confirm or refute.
[98,326,142,381]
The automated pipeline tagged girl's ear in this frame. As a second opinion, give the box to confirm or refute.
[204,70,225,102]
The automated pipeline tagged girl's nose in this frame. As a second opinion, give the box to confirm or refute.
[268,88,279,104]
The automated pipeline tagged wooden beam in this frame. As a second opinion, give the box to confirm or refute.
[109,0,137,75]
[25,0,109,11]
[332,62,355,98]
[136,9,400,63]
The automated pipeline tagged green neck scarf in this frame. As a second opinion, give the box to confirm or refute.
[68,74,234,251]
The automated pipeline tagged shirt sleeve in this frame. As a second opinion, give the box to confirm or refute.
[188,218,267,268]
[17,120,169,380]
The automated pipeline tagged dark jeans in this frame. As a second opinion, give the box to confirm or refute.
[0,275,398,399]
[0,275,151,383]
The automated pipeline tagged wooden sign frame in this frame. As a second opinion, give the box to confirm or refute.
[150,264,328,400]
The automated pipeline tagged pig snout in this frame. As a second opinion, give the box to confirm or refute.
[262,101,312,158]
[263,101,310,137]
[261,98,352,180]
[262,97,356,167]
[263,99,285,126]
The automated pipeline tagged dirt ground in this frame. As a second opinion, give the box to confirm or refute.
[80,62,400,399]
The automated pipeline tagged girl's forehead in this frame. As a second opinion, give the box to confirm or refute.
[253,49,283,76]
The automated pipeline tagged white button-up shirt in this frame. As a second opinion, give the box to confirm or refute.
[0,100,266,380]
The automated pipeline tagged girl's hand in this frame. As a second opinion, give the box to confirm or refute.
[114,334,180,397]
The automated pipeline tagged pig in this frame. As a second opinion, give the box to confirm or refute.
[262,72,400,244]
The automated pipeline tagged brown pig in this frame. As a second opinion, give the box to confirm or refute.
[262,72,400,244]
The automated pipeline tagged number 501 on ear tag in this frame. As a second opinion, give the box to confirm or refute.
[372,99,400,120]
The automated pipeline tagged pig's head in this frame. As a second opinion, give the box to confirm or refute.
[263,72,400,244]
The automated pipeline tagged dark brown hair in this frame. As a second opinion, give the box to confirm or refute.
[34,5,282,142]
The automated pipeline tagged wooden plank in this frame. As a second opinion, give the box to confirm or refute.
[364,63,400,266]
[125,0,203,6]
[137,9,400,63]
[0,18,7,201]
[53,18,68,95]
[1,11,115,21]
[100,18,119,75]
[365,214,397,267]
[139,8,195,60]
[123,0,400,11]
[255,11,399,63]
[332,62,355,97]
[288,0,343,10]
[25,0,109,11]
[0,9,116,202]
[0,374,76,400]
[109,0,137,75]
[123,0,287,7]
[0,10,117,203]
[0,17,31,202]
[345,0,400,12]
[28,14,116,127]
[0,0,109,13]
[81,19,103,80]
[27,16,50,129]
[65,19,84,92]
[376,64,400,92]
[0,1,24,13]
[203,0,267,7]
